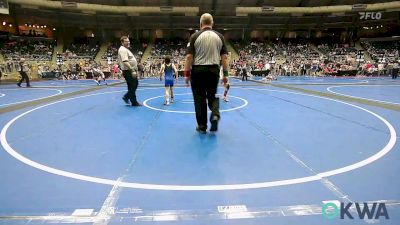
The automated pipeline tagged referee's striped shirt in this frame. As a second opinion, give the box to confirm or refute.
[186,27,228,66]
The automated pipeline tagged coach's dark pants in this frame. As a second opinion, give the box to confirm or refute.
[123,70,139,104]
[190,65,220,129]
[18,71,30,86]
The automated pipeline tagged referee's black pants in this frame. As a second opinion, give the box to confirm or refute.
[190,65,220,130]
[123,70,139,104]
[18,71,30,86]
[242,69,247,81]
[392,69,398,79]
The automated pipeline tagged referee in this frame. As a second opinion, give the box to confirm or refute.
[118,36,141,106]
[17,58,31,87]
[184,13,229,133]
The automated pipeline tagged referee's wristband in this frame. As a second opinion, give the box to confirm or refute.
[223,70,229,77]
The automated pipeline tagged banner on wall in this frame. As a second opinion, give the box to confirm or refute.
[0,0,9,14]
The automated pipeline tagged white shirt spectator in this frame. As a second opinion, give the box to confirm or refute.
[265,63,271,70]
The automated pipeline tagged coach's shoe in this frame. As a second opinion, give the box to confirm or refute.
[131,102,142,107]
[17,83,21,87]
[210,116,219,132]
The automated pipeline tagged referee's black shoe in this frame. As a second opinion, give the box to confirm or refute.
[196,126,207,134]
[122,96,129,104]
[210,116,219,132]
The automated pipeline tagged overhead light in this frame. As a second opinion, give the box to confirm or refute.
[2,21,6,26]
[53,28,56,31]
[28,24,32,27]
[33,25,36,28]
[9,24,12,27]
[262,6,275,12]
[25,23,27,26]
[160,6,173,12]
[352,4,367,11]
[44,25,47,28]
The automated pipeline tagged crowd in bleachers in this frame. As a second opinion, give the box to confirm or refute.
[232,40,324,77]
[233,41,276,71]
[361,41,399,63]
[231,39,398,77]
[0,40,54,79]
[275,40,322,76]
[0,60,50,80]
[63,42,99,61]
[317,43,357,64]
[1,36,399,81]
[277,40,320,62]
[0,61,25,74]
[0,40,54,61]
[144,39,186,77]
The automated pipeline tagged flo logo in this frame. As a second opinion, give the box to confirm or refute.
[322,202,389,220]
[359,12,382,20]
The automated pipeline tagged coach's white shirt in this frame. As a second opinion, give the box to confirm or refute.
[118,46,137,71]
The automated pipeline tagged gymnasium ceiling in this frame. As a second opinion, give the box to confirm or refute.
[4,0,400,30]
[53,0,395,7]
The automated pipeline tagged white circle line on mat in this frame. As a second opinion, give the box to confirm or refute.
[0,87,396,191]
[327,85,400,105]
[143,93,248,113]
[0,88,63,107]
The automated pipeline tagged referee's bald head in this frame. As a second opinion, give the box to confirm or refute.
[200,13,213,27]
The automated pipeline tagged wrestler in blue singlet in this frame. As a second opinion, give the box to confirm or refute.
[164,64,174,87]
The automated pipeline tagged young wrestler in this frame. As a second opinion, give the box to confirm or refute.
[159,56,178,105]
